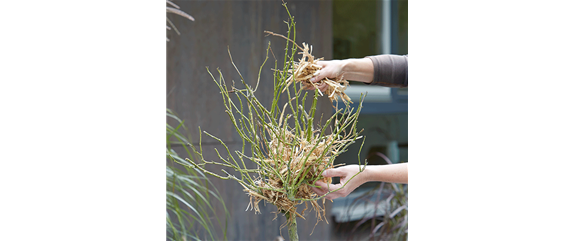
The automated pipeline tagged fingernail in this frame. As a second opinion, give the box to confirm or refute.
[310,77,316,82]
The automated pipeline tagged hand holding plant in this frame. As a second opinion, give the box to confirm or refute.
[307,60,345,93]
[310,164,368,200]
[311,163,409,200]
[309,58,376,92]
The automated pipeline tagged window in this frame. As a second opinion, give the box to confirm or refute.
[330,1,408,229]
[333,0,408,113]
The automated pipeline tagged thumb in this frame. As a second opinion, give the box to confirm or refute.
[310,61,328,83]
[310,70,324,83]
[322,167,345,178]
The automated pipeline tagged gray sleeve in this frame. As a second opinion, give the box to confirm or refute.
[366,54,408,88]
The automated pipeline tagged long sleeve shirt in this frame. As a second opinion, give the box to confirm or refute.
[366,55,408,88]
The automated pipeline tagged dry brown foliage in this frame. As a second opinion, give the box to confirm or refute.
[265,31,352,105]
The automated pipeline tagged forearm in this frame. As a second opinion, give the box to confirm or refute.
[340,58,375,84]
[363,163,408,184]
[366,55,408,87]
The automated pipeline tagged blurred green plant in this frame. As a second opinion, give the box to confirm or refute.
[345,184,407,241]
[166,2,227,240]
[166,0,194,42]
[344,152,408,241]
[166,109,229,241]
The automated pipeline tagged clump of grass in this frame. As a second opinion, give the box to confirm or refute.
[177,3,367,240]
[265,31,352,104]
[167,109,229,241]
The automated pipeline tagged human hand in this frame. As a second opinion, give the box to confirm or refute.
[310,165,368,200]
[308,60,346,93]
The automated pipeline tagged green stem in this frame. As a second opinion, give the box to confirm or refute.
[285,212,299,241]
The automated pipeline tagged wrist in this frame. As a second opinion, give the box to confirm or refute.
[341,58,374,83]
[361,165,374,183]
[340,59,356,77]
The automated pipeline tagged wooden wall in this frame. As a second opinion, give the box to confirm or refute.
[167,1,336,240]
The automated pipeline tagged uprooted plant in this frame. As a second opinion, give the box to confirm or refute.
[174,3,367,241]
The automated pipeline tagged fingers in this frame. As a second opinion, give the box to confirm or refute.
[310,60,340,83]
[322,167,346,178]
[311,181,343,200]
[310,184,325,196]
[309,61,333,85]
[309,77,317,83]
[306,83,327,92]
[315,60,327,68]
[310,62,328,83]
[310,165,362,200]
[314,180,330,189]
[310,186,338,200]
[319,83,328,93]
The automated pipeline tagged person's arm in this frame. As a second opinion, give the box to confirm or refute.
[364,163,408,183]
[309,55,408,92]
[309,58,374,92]
[367,55,408,87]
[310,163,408,200]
